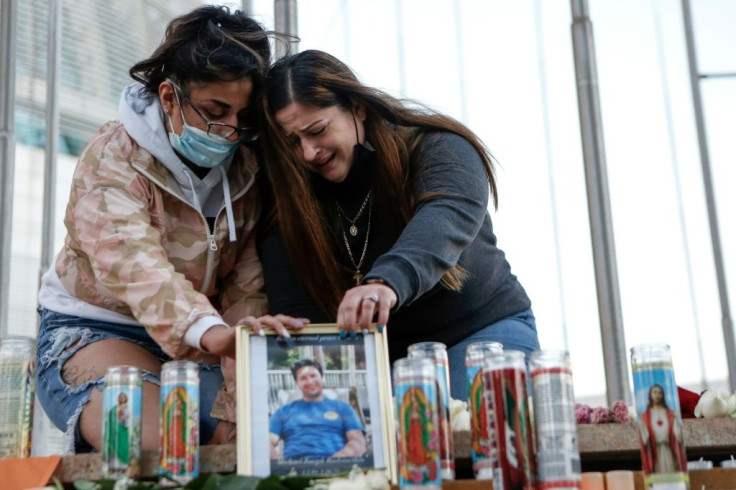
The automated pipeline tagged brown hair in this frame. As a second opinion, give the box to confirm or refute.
[261,50,497,316]
[129,5,272,96]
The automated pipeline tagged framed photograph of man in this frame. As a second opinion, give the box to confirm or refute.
[236,324,396,481]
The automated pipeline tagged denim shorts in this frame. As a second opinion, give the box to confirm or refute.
[446,308,539,401]
[36,308,223,454]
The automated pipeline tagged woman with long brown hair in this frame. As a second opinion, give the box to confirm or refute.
[258,49,538,400]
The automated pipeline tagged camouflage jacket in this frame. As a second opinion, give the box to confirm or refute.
[54,121,267,360]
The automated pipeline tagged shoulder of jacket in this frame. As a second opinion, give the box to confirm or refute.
[75,122,164,188]
[415,130,470,151]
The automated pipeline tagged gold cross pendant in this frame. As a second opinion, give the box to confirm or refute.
[353,271,363,285]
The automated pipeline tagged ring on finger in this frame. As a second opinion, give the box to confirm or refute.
[363,293,379,303]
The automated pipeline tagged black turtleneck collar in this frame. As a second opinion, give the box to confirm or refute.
[311,142,375,206]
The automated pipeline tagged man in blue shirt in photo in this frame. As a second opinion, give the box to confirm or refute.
[269,359,366,460]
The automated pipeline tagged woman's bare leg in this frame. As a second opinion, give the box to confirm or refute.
[209,420,237,445]
[61,338,163,451]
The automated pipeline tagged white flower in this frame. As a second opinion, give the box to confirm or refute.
[364,470,391,490]
[449,397,471,431]
[326,474,367,490]
[694,389,729,418]
[628,404,637,422]
[452,407,471,431]
[450,397,468,417]
[726,393,736,417]
[317,466,390,490]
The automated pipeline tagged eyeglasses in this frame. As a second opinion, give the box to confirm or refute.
[167,80,259,142]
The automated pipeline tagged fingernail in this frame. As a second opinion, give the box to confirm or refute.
[294,320,305,327]
[349,331,356,339]
[259,330,266,337]
[361,328,368,335]
[339,330,347,340]
[282,331,291,339]
[378,325,385,333]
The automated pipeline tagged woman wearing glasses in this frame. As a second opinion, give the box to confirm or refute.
[35,5,305,454]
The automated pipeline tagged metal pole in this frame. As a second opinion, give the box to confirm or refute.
[394,0,407,98]
[570,0,631,405]
[535,0,569,352]
[681,0,736,392]
[274,0,298,59]
[40,0,62,282]
[0,0,18,337]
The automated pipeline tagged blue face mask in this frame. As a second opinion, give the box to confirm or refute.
[168,122,238,169]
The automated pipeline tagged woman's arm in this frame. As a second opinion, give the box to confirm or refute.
[364,132,490,306]
[338,132,490,332]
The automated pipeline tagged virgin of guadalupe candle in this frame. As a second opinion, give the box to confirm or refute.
[483,350,536,490]
[631,343,689,490]
[465,340,503,479]
[159,360,199,485]
[408,342,455,480]
[393,357,442,489]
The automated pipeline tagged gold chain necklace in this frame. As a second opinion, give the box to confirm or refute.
[336,190,372,237]
[337,194,372,285]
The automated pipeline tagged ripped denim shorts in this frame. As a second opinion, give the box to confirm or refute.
[36,307,223,454]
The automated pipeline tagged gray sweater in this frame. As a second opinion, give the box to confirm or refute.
[260,131,531,361]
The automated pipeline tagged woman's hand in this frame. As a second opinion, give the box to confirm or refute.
[337,283,397,336]
[242,314,309,338]
[200,315,309,357]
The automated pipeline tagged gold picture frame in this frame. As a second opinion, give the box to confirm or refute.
[236,323,397,482]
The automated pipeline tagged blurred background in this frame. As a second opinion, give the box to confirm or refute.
[1,0,734,452]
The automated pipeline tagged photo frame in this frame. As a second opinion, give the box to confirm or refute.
[236,324,397,482]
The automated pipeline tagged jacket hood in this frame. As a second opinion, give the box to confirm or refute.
[118,83,233,216]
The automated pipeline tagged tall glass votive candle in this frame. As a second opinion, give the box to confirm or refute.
[530,350,581,489]
[159,360,199,485]
[465,341,503,480]
[483,350,536,490]
[408,342,455,480]
[0,336,36,459]
[631,343,689,490]
[101,365,142,479]
[393,357,442,489]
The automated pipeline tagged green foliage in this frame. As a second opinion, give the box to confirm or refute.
[71,473,315,490]
[185,473,261,490]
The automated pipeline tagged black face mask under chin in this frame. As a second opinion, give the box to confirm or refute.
[344,108,375,184]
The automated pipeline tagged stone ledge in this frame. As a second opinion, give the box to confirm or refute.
[54,444,237,483]
[577,417,736,471]
[53,418,736,481]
